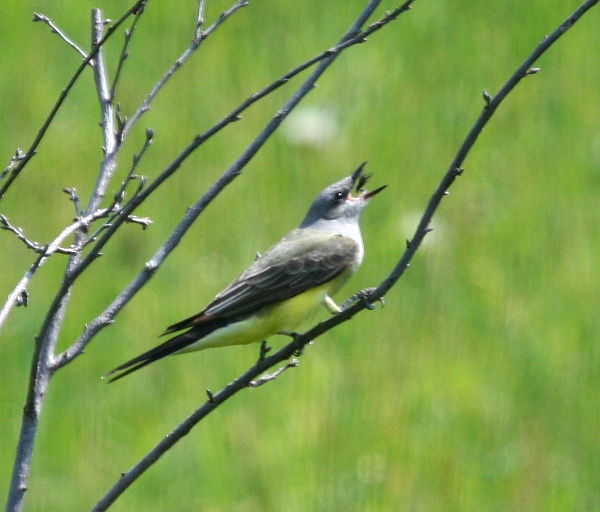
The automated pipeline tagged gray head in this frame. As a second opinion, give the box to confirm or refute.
[299,162,386,231]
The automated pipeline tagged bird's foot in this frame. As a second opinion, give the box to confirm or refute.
[340,287,385,311]
[279,330,306,356]
[257,340,271,361]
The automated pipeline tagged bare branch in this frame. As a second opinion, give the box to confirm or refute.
[248,359,299,387]
[125,215,153,229]
[6,295,69,512]
[110,7,145,101]
[32,12,88,59]
[4,5,144,495]
[87,9,118,215]
[1,214,45,253]
[62,188,83,217]
[0,214,77,255]
[195,0,207,39]
[0,207,111,333]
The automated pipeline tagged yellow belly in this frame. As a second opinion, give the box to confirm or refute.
[175,281,343,354]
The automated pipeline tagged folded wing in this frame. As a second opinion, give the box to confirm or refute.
[163,231,359,334]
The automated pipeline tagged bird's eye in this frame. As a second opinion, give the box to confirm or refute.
[334,191,345,201]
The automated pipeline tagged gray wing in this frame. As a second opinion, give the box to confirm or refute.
[163,231,358,334]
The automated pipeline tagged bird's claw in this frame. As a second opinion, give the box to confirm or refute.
[257,340,271,361]
[340,287,384,311]
[277,331,305,357]
[358,288,383,310]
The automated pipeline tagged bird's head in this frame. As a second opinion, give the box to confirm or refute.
[299,162,386,228]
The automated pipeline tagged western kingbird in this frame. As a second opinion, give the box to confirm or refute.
[106,163,385,382]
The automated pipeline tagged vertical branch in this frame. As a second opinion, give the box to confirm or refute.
[5,293,69,512]
[195,0,207,38]
[87,9,118,217]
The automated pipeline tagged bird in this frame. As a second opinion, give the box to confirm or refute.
[105,163,385,382]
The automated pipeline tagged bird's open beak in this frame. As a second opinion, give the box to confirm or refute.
[350,162,369,186]
[361,184,387,200]
[349,161,387,200]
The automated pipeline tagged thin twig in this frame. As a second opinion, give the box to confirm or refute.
[110,7,145,101]
[369,0,600,305]
[62,188,83,217]
[32,12,89,59]
[248,359,299,387]
[125,215,153,229]
[115,128,153,204]
[0,214,77,255]
[0,208,111,333]
[84,129,153,247]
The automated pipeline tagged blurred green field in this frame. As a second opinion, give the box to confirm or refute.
[1,0,600,510]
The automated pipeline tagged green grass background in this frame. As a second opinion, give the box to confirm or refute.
[1,0,600,510]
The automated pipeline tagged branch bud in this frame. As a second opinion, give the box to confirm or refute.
[482,90,492,106]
